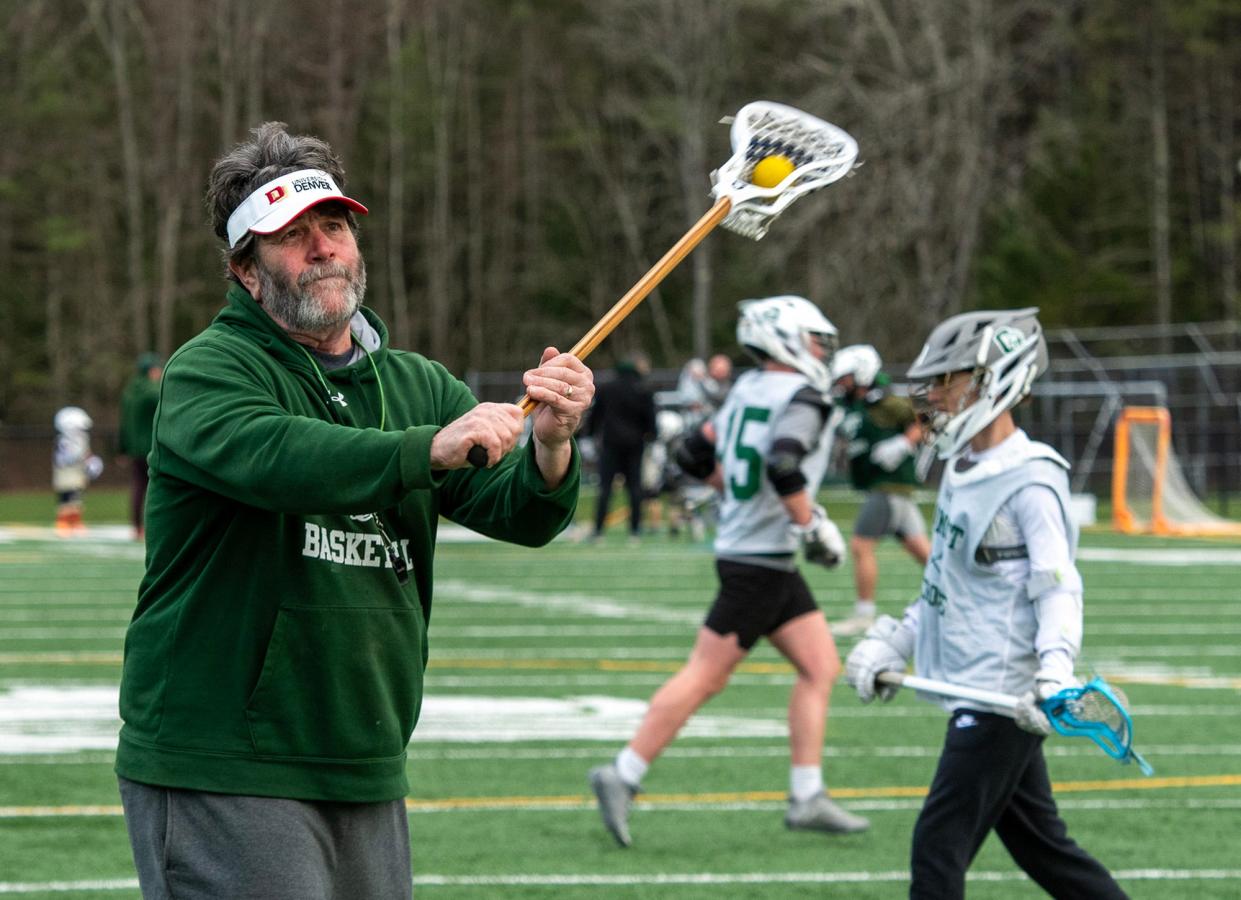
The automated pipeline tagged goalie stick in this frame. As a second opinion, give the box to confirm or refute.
[876,671,1154,775]
[466,101,859,467]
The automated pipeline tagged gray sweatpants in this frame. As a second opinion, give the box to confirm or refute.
[118,776,412,900]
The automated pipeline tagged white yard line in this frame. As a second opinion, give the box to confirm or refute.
[4,683,1236,755]
[1078,547,1241,566]
[436,579,701,624]
[1,868,1239,893]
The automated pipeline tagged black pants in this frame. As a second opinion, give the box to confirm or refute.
[130,457,149,531]
[594,443,645,535]
[911,710,1128,900]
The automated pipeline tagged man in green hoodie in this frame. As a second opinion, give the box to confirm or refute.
[115,122,593,900]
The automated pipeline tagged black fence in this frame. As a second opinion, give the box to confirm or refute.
[4,322,1239,508]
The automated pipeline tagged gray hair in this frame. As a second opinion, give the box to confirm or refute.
[205,121,358,280]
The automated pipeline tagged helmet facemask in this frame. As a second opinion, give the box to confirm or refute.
[906,309,1047,459]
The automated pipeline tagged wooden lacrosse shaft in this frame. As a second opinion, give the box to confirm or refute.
[466,195,733,467]
[876,671,1018,709]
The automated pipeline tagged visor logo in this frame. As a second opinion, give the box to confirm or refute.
[265,186,286,204]
[293,175,334,193]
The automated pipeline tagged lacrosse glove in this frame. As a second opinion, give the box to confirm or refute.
[869,434,915,472]
[790,505,845,569]
[844,615,915,704]
[1014,677,1076,736]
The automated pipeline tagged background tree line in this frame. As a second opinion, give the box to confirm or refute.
[1,0,1237,426]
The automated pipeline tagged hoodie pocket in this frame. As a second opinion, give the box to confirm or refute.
[244,606,424,761]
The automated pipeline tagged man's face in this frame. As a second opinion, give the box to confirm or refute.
[244,205,367,335]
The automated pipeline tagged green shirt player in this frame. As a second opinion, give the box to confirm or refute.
[830,345,930,636]
[117,352,162,540]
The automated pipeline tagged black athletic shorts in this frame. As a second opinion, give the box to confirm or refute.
[704,559,819,650]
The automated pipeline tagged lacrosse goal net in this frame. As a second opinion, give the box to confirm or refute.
[1112,406,1241,536]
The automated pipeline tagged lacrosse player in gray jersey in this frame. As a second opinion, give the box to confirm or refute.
[845,308,1128,899]
[589,295,869,848]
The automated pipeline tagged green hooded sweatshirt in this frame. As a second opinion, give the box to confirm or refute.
[839,387,919,492]
[115,285,579,802]
[118,357,161,459]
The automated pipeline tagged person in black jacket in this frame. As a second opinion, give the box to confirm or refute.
[589,353,657,541]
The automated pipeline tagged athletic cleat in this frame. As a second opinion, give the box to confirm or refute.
[831,613,876,638]
[589,764,637,847]
[784,791,870,834]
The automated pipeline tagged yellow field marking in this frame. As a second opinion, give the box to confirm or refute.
[430,658,791,675]
[0,804,124,817]
[1108,673,1241,691]
[431,659,1241,685]
[4,774,1240,819]
[404,774,1241,812]
[1054,773,1241,793]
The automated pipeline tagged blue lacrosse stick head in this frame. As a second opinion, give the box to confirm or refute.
[1041,677,1154,776]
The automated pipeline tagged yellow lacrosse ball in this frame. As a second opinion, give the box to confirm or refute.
[750,154,795,188]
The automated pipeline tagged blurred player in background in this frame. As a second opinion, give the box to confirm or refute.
[590,295,869,847]
[118,352,163,540]
[653,353,734,540]
[587,353,657,542]
[52,406,103,534]
[830,344,929,636]
[675,352,733,425]
[844,308,1128,899]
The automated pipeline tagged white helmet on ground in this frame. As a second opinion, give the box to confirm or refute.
[831,344,883,390]
[736,295,838,393]
[54,406,93,435]
[905,307,1048,459]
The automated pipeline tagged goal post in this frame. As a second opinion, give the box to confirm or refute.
[1112,406,1241,536]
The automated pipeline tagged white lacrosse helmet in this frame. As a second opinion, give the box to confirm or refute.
[831,344,883,390]
[54,406,93,435]
[656,409,686,443]
[736,295,838,392]
[905,307,1048,459]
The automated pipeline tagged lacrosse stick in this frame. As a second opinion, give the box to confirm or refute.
[465,100,859,466]
[876,672,1154,775]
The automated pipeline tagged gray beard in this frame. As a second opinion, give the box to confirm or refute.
[257,258,367,335]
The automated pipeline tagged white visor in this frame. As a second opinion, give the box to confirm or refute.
[226,168,368,248]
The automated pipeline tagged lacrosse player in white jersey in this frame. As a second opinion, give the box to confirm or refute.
[844,308,1128,899]
[589,295,869,847]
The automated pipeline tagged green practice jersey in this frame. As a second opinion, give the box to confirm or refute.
[838,390,919,491]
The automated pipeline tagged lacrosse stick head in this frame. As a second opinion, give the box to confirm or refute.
[1041,677,1154,776]
[710,101,858,240]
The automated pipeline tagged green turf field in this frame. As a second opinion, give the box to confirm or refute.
[2,489,1240,898]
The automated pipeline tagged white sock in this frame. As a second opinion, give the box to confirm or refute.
[615,747,649,788]
[854,598,877,618]
[790,765,823,802]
